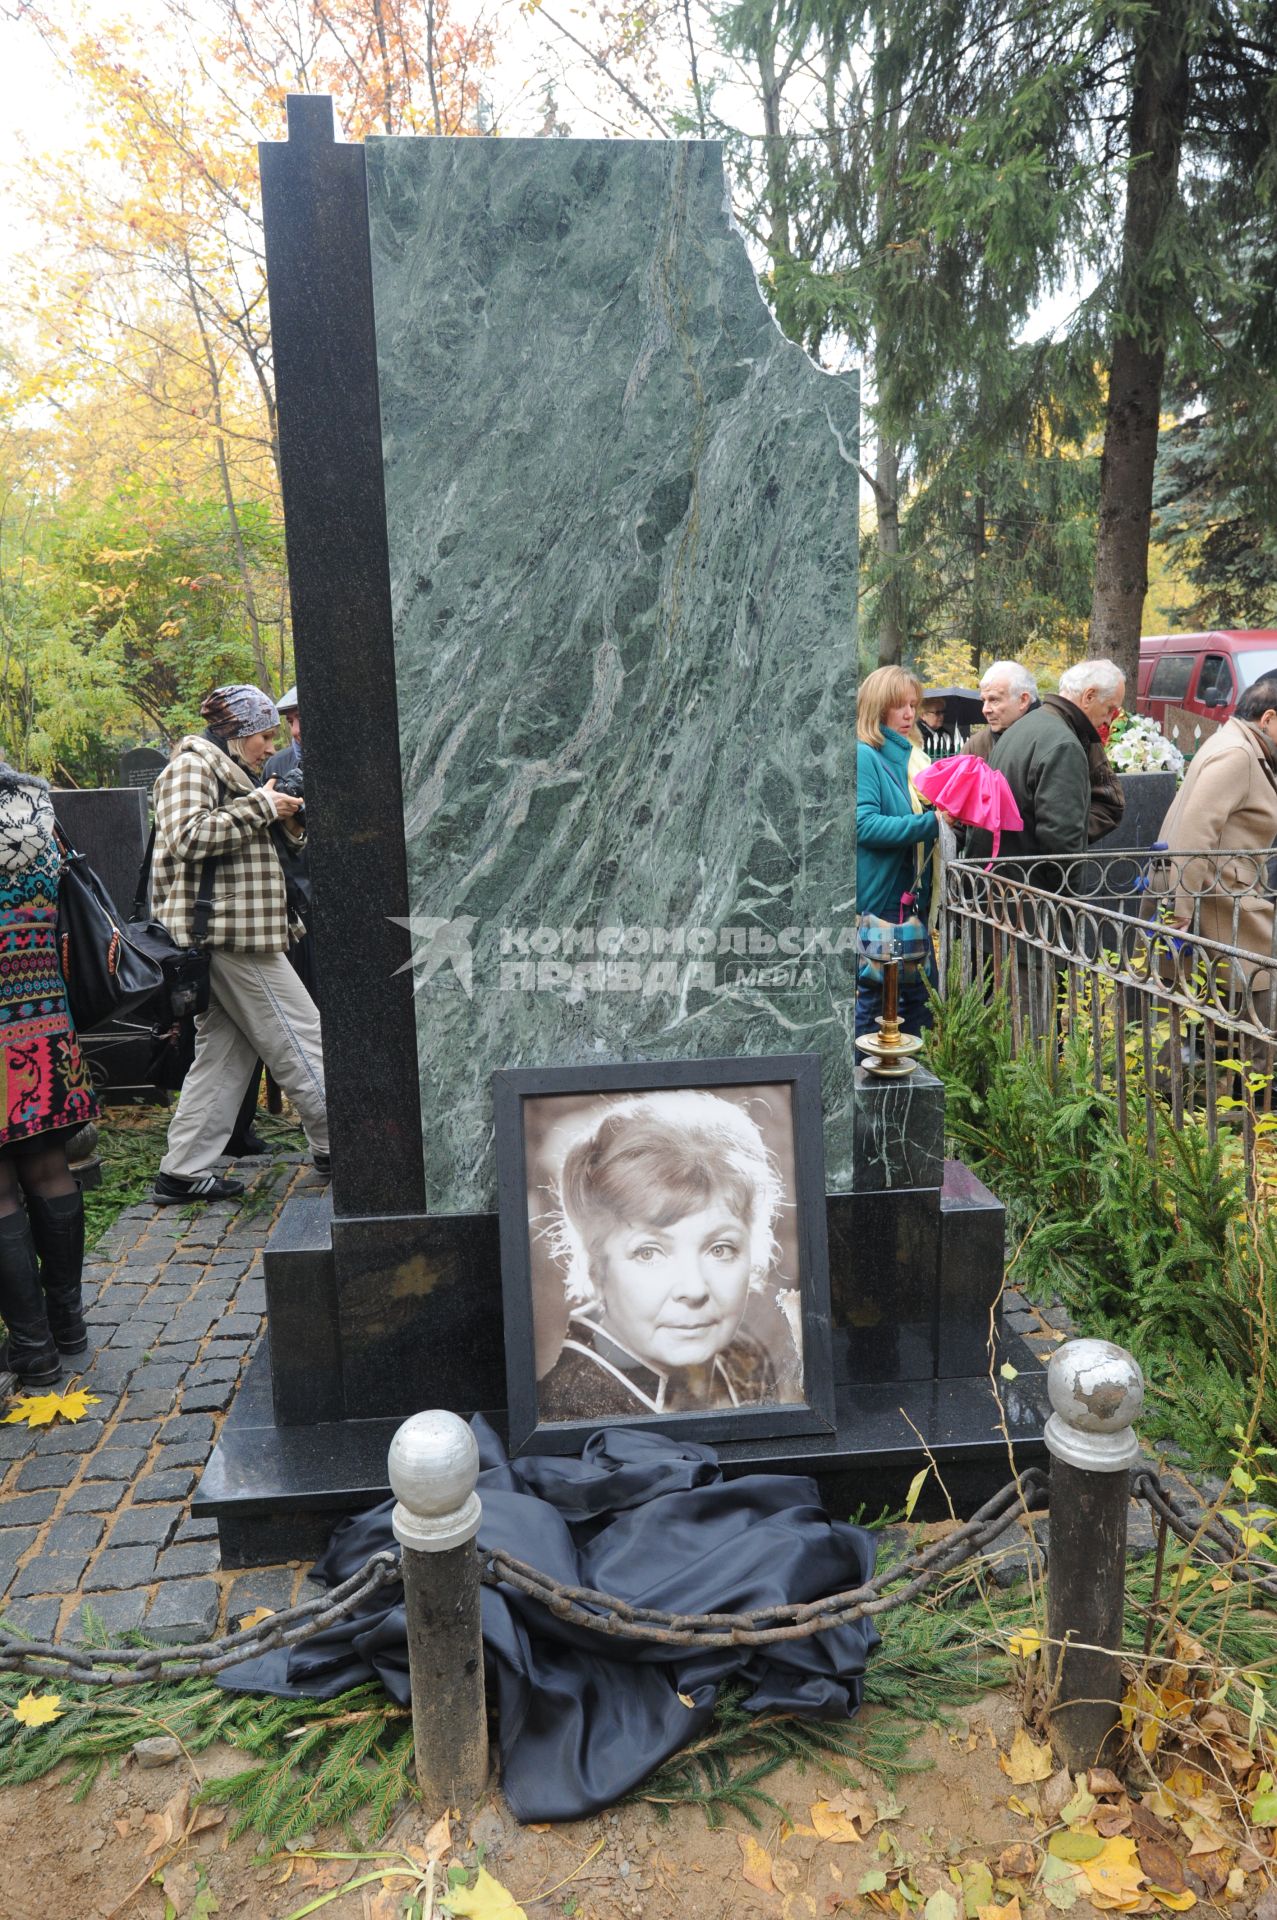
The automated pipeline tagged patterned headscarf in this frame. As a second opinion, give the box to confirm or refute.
[200,685,279,739]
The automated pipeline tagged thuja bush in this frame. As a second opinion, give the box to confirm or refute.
[924,973,1277,1467]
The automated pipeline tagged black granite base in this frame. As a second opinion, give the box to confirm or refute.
[196,1327,1048,1565]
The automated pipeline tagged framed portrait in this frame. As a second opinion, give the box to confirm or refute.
[493,1054,835,1455]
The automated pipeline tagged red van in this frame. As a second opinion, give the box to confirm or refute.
[1139,631,1277,727]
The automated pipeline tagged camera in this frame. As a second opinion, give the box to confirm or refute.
[272,764,304,825]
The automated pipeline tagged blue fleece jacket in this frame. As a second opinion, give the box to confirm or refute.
[855,730,938,922]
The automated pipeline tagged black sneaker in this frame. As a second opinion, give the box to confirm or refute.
[151,1170,246,1206]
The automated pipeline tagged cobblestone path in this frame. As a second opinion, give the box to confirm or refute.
[0,1158,327,1646]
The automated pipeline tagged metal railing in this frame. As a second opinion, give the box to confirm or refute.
[941,849,1277,1162]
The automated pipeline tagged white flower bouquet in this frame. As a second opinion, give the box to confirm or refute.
[1105,710,1186,779]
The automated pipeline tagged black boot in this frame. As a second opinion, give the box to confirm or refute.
[0,1211,60,1388]
[26,1191,88,1358]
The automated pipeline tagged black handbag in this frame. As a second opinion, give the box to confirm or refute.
[56,837,168,1034]
[130,826,221,1026]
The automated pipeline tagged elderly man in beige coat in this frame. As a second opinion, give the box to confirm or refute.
[1158,672,1277,1027]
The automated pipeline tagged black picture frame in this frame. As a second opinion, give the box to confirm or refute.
[493,1054,835,1455]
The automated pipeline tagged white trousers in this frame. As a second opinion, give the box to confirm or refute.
[159,949,329,1178]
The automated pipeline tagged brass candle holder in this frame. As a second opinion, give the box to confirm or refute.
[854,917,929,1077]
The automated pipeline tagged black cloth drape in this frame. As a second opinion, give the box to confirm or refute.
[220,1419,880,1822]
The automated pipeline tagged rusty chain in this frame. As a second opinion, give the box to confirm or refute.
[0,1466,1267,1688]
[0,1468,1048,1686]
[1133,1469,1277,1601]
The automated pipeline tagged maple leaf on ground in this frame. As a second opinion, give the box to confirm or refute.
[441,1866,527,1919]
[12,1691,62,1727]
[1080,1836,1146,1909]
[236,1606,275,1631]
[1000,1727,1054,1785]
[2,1388,99,1428]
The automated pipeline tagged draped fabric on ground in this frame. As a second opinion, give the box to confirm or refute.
[221,1419,880,1822]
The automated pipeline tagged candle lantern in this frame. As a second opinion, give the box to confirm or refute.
[854,917,930,1076]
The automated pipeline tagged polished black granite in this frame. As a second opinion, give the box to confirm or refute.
[263,1192,343,1424]
[195,1329,1048,1564]
[829,1189,938,1386]
[938,1160,1005,1379]
[259,94,427,1223]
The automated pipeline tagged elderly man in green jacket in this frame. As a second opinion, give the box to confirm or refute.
[966,660,1125,872]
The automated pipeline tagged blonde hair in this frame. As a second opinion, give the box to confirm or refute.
[857,667,923,748]
[547,1091,784,1308]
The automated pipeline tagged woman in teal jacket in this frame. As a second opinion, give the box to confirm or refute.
[855,666,938,1040]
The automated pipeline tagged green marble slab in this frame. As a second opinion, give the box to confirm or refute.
[366,136,859,1213]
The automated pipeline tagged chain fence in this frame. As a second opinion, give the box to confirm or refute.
[0,1464,1269,1687]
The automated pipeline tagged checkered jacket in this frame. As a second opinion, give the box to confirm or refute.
[151,735,302,954]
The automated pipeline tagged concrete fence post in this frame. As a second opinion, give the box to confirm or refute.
[1044,1337,1144,1772]
[388,1410,489,1810]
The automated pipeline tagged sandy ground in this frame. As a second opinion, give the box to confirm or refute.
[0,1691,1152,1920]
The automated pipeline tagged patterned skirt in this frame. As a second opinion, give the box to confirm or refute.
[0,899,98,1147]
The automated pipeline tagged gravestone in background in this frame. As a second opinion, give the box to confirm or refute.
[118,747,167,800]
[194,100,1045,1562]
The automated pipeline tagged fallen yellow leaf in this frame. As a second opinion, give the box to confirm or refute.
[12,1691,62,1728]
[1000,1726,1054,1785]
[424,1811,452,1859]
[2,1388,99,1429]
[738,1833,775,1892]
[1148,1890,1195,1912]
[441,1867,527,1920]
[1081,1837,1146,1910]
[904,1467,929,1519]
[237,1605,275,1630]
[811,1800,864,1843]
[1007,1628,1042,1658]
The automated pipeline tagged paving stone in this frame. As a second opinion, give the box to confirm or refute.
[0,1491,59,1529]
[297,1576,326,1605]
[84,1447,148,1483]
[179,1381,237,1414]
[234,1281,267,1314]
[83,1545,159,1589]
[174,1516,219,1543]
[226,1567,296,1622]
[203,1340,252,1364]
[79,1353,140,1394]
[109,1320,167,1351]
[10,1543,95,1596]
[0,1595,61,1638]
[1126,1502,1161,1557]
[62,1479,128,1514]
[0,1427,36,1460]
[133,1468,197,1504]
[45,1515,105,1555]
[96,1283,148,1310]
[156,1342,202,1365]
[85,1304,127,1328]
[65,1590,148,1641]
[130,1360,187,1389]
[151,1440,209,1473]
[193,1276,237,1303]
[15,1454,80,1492]
[185,1359,239,1387]
[110,1417,163,1449]
[122,1388,180,1418]
[217,1313,262,1339]
[30,1420,106,1456]
[158,1265,207,1286]
[0,1527,40,1589]
[144,1578,219,1644]
[109,1504,183,1548]
[157,1541,220,1578]
[161,1414,215,1447]
[159,1308,221,1346]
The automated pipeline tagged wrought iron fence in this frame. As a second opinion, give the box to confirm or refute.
[940,849,1277,1166]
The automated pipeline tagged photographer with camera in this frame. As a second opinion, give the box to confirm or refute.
[150,685,329,1205]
